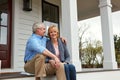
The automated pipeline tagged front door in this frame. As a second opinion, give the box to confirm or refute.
[0,0,12,68]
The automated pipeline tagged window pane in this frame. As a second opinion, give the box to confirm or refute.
[0,27,7,44]
[1,13,8,26]
[43,2,59,23]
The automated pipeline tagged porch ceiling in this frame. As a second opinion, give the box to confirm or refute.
[77,0,120,21]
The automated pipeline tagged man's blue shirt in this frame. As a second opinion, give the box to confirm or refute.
[24,33,48,62]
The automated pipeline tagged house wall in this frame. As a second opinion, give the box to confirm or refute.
[11,0,42,71]
[10,0,61,72]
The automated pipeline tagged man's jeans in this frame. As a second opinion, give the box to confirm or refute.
[64,64,76,80]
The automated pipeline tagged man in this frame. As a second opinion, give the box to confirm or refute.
[24,22,66,80]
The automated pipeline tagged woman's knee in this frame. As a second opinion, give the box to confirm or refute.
[64,64,69,68]
[68,64,76,71]
[59,63,65,69]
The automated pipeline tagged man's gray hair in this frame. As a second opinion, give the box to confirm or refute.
[32,22,44,33]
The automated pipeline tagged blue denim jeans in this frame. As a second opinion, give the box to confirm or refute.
[64,64,76,80]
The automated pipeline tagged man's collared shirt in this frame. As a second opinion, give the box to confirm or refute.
[24,33,48,62]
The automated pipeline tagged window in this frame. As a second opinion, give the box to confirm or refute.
[42,1,59,23]
[42,0,59,35]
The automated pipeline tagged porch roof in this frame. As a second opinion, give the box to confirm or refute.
[77,0,120,20]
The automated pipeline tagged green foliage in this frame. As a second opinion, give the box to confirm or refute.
[78,23,103,68]
[80,40,103,68]
[114,35,120,65]
[114,35,120,51]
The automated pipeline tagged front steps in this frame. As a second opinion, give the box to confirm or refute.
[1,69,120,80]
[0,72,56,80]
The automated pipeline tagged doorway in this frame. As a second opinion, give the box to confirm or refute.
[0,0,12,68]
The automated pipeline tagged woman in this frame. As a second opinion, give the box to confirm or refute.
[46,25,76,80]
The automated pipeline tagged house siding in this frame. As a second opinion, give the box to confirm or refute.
[1,0,61,72]
[12,0,42,71]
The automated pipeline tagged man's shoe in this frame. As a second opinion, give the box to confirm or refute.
[35,77,41,80]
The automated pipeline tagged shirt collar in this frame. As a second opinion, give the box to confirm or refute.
[32,33,44,39]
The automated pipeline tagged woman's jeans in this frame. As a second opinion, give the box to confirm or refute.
[64,64,76,80]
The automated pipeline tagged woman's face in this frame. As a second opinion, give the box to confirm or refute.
[49,27,58,39]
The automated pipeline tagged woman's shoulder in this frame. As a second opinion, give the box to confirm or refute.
[58,38,66,45]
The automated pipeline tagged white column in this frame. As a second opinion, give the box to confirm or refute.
[99,0,117,69]
[61,0,82,71]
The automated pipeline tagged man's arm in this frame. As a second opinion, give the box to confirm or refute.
[42,49,60,65]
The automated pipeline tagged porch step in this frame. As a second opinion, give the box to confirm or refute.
[0,72,34,80]
[0,72,56,80]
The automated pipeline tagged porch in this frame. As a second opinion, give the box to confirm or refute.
[0,0,120,80]
[1,69,120,80]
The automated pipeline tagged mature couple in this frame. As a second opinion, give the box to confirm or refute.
[24,22,76,80]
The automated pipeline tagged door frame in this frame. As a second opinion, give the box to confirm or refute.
[7,0,12,68]
[0,0,12,68]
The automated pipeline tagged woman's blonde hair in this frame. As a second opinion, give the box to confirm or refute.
[47,25,59,38]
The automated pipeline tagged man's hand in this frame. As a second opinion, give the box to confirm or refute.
[49,57,60,69]
[43,49,61,69]
[60,37,67,44]
[54,57,60,69]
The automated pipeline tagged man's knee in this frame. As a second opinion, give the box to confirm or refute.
[24,62,35,74]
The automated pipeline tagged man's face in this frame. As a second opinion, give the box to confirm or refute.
[36,24,46,36]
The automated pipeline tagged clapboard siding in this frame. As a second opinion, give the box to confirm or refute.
[12,0,42,71]
[18,29,32,36]
[18,24,32,30]
[19,15,39,22]
[19,0,41,19]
